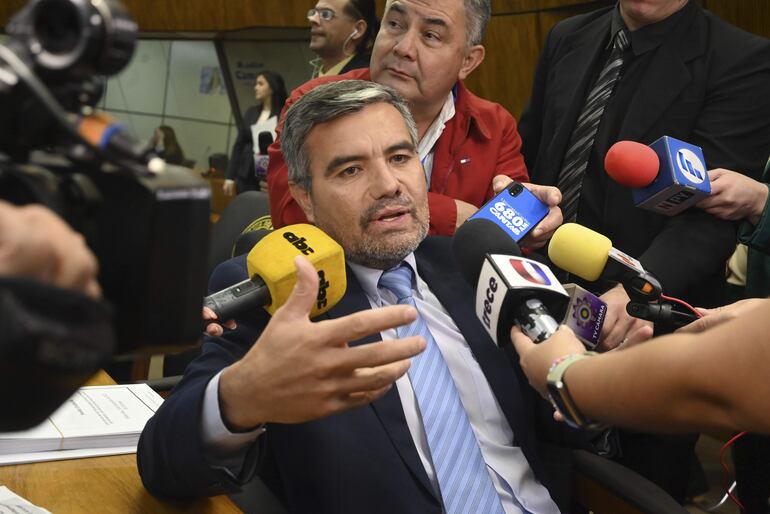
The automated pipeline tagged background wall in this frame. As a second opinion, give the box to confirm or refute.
[5,0,770,117]
[466,0,770,117]
[99,40,234,169]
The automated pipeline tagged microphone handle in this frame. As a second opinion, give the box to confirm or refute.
[515,298,560,343]
[626,301,698,328]
[203,275,271,324]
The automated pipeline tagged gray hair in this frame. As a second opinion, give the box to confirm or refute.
[282,80,418,191]
[464,0,491,46]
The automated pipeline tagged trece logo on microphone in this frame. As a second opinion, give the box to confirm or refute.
[509,259,551,286]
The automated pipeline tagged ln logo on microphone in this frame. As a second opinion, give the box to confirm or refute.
[676,149,706,184]
[509,259,552,286]
[634,136,711,216]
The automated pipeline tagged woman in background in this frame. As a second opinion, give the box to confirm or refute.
[150,125,185,165]
[224,70,288,195]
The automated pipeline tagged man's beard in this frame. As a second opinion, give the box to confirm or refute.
[316,196,429,270]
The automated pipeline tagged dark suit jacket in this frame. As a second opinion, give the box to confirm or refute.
[227,106,267,182]
[137,237,578,513]
[519,3,770,306]
[340,49,371,74]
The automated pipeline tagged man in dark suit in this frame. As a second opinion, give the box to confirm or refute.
[519,0,770,347]
[517,0,770,502]
[138,80,572,513]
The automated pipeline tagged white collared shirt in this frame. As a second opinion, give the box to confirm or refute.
[348,255,560,514]
[418,91,456,186]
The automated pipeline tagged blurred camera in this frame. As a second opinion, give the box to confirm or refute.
[0,0,211,429]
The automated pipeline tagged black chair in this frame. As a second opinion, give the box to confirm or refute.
[571,449,689,513]
[207,190,272,276]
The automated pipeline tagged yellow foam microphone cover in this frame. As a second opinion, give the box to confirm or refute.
[548,223,612,282]
[247,224,347,317]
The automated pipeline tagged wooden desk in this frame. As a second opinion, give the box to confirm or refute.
[0,372,241,514]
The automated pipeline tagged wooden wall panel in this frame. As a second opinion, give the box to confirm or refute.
[0,0,314,32]
[466,0,770,118]
[703,0,770,39]
[2,0,769,118]
[465,2,608,117]
[0,1,27,26]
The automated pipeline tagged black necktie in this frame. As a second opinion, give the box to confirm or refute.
[557,29,630,222]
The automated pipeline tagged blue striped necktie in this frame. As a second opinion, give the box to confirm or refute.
[379,264,505,514]
[557,28,630,222]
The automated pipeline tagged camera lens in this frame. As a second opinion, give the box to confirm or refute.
[33,0,81,55]
[511,183,524,195]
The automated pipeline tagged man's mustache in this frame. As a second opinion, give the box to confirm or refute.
[359,197,416,230]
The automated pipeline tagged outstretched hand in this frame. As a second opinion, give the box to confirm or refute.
[218,256,427,430]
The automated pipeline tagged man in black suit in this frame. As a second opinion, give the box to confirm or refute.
[517,0,770,502]
[138,80,572,513]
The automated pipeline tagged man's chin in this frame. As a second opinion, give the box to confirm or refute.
[372,72,416,99]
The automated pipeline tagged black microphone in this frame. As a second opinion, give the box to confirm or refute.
[257,131,274,155]
[452,218,570,345]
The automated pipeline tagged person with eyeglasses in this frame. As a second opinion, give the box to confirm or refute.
[308,0,378,79]
[269,0,563,247]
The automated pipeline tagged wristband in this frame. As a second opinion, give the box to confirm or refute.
[546,352,606,430]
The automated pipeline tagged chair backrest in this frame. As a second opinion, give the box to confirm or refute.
[208,190,273,276]
[571,449,689,514]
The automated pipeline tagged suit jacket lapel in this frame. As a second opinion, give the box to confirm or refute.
[619,7,705,142]
[322,267,438,501]
[542,14,611,184]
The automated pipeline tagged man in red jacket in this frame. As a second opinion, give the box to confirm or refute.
[268,0,562,241]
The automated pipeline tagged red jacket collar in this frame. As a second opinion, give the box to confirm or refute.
[453,80,493,141]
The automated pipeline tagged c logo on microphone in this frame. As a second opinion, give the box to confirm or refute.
[509,259,551,286]
[676,149,706,184]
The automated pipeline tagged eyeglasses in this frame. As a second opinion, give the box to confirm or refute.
[307,8,337,22]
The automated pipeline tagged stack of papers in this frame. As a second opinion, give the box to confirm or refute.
[0,486,52,514]
[0,384,163,465]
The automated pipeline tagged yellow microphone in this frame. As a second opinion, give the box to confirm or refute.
[547,223,613,281]
[549,223,650,281]
[204,224,346,320]
[548,223,700,327]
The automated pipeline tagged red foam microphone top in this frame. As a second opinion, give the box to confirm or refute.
[604,141,660,188]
